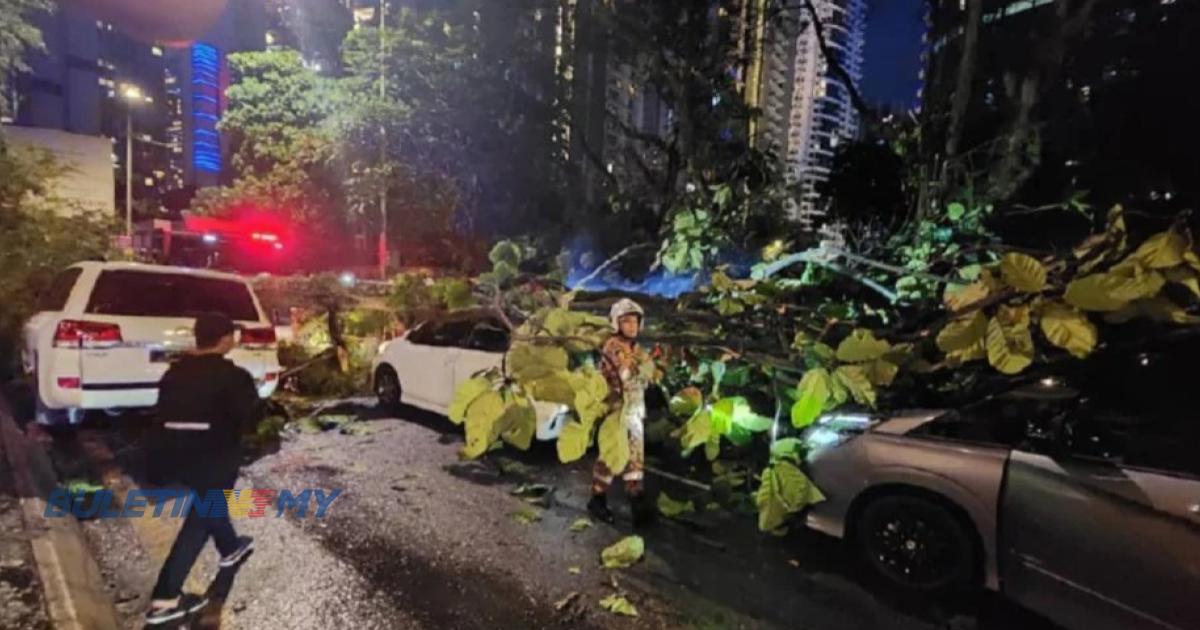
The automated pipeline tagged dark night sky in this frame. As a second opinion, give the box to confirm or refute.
[861,0,926,111]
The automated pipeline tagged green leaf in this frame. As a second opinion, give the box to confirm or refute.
[946,202,966,221]
[1127,228,1190,269]
[1039,301,1097,359]
[716,296,745,316]
[598,594,639,617]
[499,401,537,451]
[507,344,569,382]
[556,420,591,463]
[833,365,876,407]
[936,311,988,362]
[712,396,773,433]
[865,358,899,386]
[462,390,506,459]
[769,438,805,462]
[598,412,630,474]
[791,368,831,429]
[755,461,824,532]
[448,376,492,425]
[1000,252,1048,293]
[680,409,712,452]
[525,373,576,406]
[986,308,1035,375]
[600,535,645,569]
[512,506,542,525]
[656,492,696,518]
[835,329,891,363]
[1064,273,1131,312]
[569,518,593,533]
[668,386,704,418]
[1164,266,1200,298]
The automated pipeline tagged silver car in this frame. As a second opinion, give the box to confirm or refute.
[803,337,1200,630]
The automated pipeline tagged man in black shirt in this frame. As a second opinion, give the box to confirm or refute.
[145,312,261,625]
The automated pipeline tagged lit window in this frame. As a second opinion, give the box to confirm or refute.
[144,177,155,186]
[151,46,163,57]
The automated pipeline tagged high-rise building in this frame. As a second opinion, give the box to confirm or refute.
[782,0,867,229]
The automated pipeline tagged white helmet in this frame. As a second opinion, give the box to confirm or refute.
[609,298,645,332]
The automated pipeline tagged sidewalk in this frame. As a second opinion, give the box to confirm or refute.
[0,393,120,630]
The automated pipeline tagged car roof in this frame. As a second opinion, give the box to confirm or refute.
[70,261,251,284]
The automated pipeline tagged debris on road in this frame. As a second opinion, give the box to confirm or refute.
[568,566,582,575]
[511,505,543,525]
[554,590,580,611]
[569,518,593,533]
[600,535,644,569]
[656,491,695,517]
[599,594,639,617]
[510,483,554,506]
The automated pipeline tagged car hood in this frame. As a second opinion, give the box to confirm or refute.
[870,409,949,435]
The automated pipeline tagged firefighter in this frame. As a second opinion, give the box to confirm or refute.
[588,298,656,526]
[144,313,260,625]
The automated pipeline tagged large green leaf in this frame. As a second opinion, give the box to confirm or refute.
[598,412,630,474]
[936,311,988,363]
[507,344,569,382]
[791,368,831,428]
[833,365,876,407]
[525,373,575,405]
[447,376,492,425]
[986,307,1035,375]
[1064,273,1128,312]
[600,535,644,568]
[499,401,537,450]
[461,390,506,459]
[1000,252,1047,293]
[680,409,712,452]
[564,367,609,426]
[1039,301,1097,359]
[755,461,825,532]
[834,329,891,363]
[556,420,591,463]
[1127,228,1189,269]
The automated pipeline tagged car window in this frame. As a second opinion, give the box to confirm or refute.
[467,320,510,353]
[1067,346,1199,477]
[85,270,259,321]
[37,268,82,311]
[407,319,474,348]
[920,381,1076,448]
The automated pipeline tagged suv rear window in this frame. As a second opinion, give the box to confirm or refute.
[37,268,82,311]
[85,270,259,321]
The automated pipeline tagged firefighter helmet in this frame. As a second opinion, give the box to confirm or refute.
[609,298,645,332]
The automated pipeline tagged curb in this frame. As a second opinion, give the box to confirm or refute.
[0,396,121,630]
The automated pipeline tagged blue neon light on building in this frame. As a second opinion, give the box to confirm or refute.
[191,43,222,174]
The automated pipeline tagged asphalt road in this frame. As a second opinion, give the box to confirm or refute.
[29,400,1057,630]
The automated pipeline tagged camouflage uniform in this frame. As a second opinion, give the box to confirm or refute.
[592,333,651,495]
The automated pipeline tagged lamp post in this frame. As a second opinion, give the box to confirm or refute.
[378,0,389,279]
[120,83,144,240]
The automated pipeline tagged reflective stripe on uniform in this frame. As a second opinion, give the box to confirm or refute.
[163,422,210,431]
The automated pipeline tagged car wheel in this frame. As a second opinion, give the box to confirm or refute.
[375,366,402,412]
[855,494,976,592]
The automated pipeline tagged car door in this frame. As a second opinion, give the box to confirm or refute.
[392,321,453,410]
[1001,348,1200,630]
[452,318,507,389]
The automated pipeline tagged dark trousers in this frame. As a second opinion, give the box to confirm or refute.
[150,477,239,600]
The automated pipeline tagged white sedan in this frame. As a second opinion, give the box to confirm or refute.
[372,311,570,441]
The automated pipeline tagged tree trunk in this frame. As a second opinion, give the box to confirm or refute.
[944,0,983,166]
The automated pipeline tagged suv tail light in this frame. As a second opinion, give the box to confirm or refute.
[53,320,123,348]
[239,326,277,349]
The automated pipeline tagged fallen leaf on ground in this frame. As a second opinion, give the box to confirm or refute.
[599,594,639,617]
[600,535,644,569]
[511,506,542,525]
[510,483,553,497]
[569,518,593,532]
[568,566,582,575]
[656,492,695,518]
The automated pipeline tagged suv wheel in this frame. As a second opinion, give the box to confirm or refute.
[375,366,402,412]
[855,494,976,592]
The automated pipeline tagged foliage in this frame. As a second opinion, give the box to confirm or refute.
[0,0,51,116]
[0,141,115,375]
[600,535,645,569]
[598,595,639,617]
[386,272,476,326]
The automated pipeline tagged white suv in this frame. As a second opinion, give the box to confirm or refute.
[22,262,281,426]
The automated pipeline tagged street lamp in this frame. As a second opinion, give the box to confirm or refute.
[120,83,144,240]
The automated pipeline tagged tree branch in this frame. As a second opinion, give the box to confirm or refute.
[796,0,872,119]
